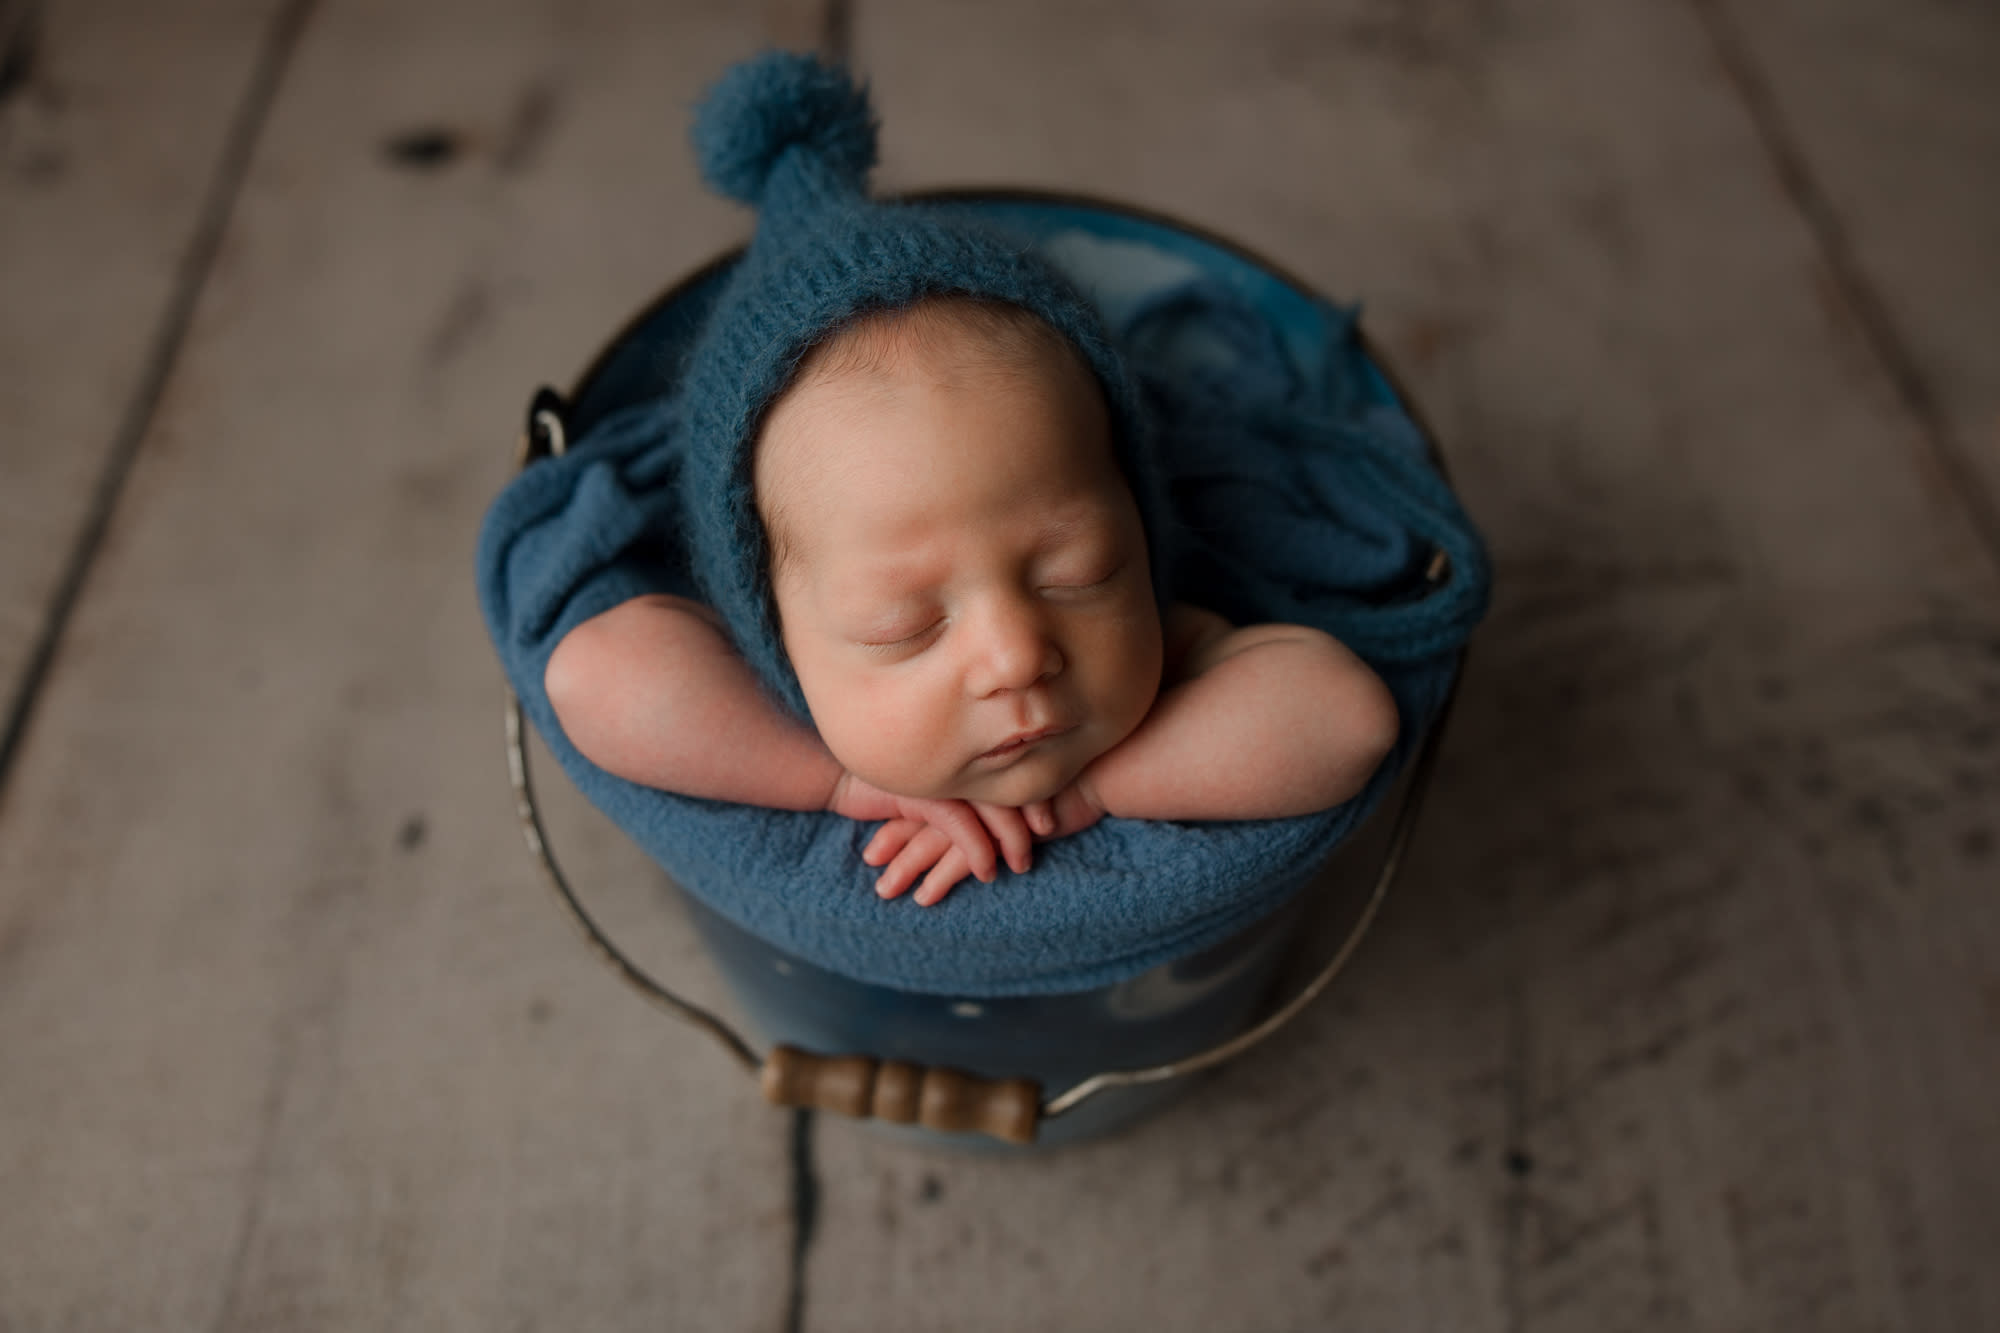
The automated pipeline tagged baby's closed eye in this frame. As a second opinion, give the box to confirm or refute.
[857,616,945,653]
[837,590,941,644]
[1037,557,1128,598]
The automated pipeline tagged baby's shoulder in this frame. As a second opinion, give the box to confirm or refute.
[1162,602,1234,682]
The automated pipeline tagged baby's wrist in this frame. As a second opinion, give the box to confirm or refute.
[825,770,864,817]
[1071,769,1107,819]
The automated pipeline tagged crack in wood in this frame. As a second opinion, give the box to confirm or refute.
[0,0,38,107]
[766,0,851,65]
[1687,0,2000,584]
[495,77,560,174]
[783,1110,821,1333]
[1500,970,1530,1333]
[0,0,319,815]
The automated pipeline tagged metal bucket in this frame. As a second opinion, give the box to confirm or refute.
[505,191,1463,1149]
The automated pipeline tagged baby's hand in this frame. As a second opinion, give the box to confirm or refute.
[1029,778,1107,841]
[861,778,1108,906]
[863,801,1035,906]
[829,776,1033,902]
[862,823,971,906]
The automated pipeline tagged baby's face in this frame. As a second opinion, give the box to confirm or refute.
[757,316,1162,807]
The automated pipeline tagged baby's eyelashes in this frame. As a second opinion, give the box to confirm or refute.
[859,618,945,654]
[852,570,1126,653]
[1035,561,1126,599]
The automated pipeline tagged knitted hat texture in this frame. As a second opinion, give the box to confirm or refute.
[677,51,1171,720]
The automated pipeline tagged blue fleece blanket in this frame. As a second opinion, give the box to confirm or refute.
[477,220,1488,998]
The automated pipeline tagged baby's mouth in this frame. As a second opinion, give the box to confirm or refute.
[976,724,1072,762]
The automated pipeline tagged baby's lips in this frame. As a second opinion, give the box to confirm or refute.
[975,722,1073,763]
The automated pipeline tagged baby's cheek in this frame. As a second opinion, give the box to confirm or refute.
[1092,618,1165,739]
[818,673,959,798]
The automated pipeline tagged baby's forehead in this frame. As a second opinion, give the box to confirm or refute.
[757,299,1116,521]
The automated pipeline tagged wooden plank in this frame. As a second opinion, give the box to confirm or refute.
[789,2,2000,1330]
[0,0,280,741]
[0,1,799,1327]
[1705,0,2000,547]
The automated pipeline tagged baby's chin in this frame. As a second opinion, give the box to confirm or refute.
[946,765,1073,809]
[849,743,1086,809]
[940,738,1104,808]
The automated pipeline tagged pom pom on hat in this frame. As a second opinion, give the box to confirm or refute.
[692,50,878,206]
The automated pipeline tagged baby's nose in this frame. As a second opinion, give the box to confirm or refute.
[969,599,1063,697]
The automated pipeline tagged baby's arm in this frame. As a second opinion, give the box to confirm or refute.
[547,594,839,806]
[544,594,1033,879]
[1076,604,1399,821]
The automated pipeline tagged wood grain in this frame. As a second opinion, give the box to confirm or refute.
[794,2,2000,1329]
[0,1,792,1327]
[0,0,283,757]
[3,0,1996,1328]
[1703,0,2000,557]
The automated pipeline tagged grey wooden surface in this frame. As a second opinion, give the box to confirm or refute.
[2,0,1995,1329]
[0,0,280,739]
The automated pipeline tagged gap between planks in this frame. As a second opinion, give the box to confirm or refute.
[0,0,321,813]
[1687,0,2000,585]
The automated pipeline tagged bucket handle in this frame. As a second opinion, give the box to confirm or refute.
[505,680,1442,1144]
[506,388,1448,1145]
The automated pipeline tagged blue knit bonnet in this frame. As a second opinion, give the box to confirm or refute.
[678,52,1172,720]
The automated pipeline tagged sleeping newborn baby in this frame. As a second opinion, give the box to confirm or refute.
[546,294,1398,904]
[535,51,1399,905]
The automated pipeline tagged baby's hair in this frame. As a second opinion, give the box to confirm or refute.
[792,295,1089,391]
[760,295,1103,580]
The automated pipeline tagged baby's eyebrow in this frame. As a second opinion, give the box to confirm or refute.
[1035,515,1090,548]
[823,566,939,621]
[845,557,942,597]
[1034,509,1124,556]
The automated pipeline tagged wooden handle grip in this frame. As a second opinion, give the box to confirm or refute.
[760,1045,1041,1145]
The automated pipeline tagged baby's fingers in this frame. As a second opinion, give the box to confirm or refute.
[875,826,953,900]
[912,848,975,907]
[972,801,1034,875]
[862,819,923,867]
[1022,799,1056,838]
[917,801,997,882]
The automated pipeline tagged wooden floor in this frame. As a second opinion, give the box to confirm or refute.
[3,0,1995,1328]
